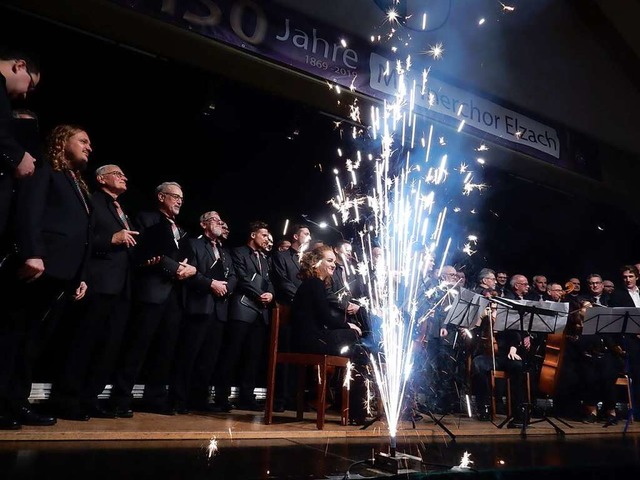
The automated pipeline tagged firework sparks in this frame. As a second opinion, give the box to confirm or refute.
[459,451,474,469]
[425,42,444,60]
[499,2,515,13]
[206,437,218,459]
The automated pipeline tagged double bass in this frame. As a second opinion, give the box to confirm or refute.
[538,283,578,397]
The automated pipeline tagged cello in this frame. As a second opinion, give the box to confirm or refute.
[538,283,578,397]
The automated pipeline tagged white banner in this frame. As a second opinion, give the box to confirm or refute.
[369,52,560,158]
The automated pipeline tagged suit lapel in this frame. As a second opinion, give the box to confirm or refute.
[65,171,91,215]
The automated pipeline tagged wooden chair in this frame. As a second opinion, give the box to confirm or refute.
[616,374,634,422]
[264,303,350,429]
[490,370,531,421]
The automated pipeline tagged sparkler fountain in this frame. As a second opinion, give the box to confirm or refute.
[325,4,491,467]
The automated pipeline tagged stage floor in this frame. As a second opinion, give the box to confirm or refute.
[0,407,637,442]
[1,409,639,479]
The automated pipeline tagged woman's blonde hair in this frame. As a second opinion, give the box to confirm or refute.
[299,244,334,286]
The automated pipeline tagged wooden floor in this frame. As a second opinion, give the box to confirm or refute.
[1,408,636,442]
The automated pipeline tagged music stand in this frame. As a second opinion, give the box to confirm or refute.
[443,287,488,330]
[582,306,640,433]
[491,297,569,438]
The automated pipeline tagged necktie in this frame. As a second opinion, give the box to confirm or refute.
[113,200,130,229]
[340,264,350,292]
[254,250,262,275]
[168,218,180,245]
[211,242,220,260]
[70,171,90,214]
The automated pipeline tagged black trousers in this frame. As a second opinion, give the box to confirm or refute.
[0,274,70,413]
[50,290,130,409]
[214,319,266,405]
[169,312,225,408]
[109,289,182,409]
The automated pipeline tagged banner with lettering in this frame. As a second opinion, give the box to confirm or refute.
[111,0,592,171]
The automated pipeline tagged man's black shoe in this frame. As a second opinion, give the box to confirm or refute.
[603,415,618,427]
[0,415,21,430]
[236,402,263,412]
[88,406,117,419]
[142,404,177,416]
[507,419,524,429]
[584,413,598,424]
[18,407,57,426]
[174,405,190,415]
[210,402,234,413]
[57,407,90,422]
[114,407,134,418]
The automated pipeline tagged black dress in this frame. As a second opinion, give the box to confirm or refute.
[291,276,358,356]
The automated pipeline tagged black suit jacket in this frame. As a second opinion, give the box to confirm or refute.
[132,210,188,304]
[86,189,135,296]
[0,75,24,174]
[182,235,237,317]
[609,289,638,308]
[271,247,302,304]
[228,245,274,324]
[13,162,91,282]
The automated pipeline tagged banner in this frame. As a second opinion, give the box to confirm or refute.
[112,0,564,162]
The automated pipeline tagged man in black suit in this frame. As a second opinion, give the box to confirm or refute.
[48,164,138,420]
[271,223,311,410]
[0,124,93,430]
[213,221,274,411]
[609,265,640,420]
[169,210,236,413]
[0,48,39,254]
[108,182,196,417]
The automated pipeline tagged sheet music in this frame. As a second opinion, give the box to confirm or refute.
[494,298,568,333]
[443,287,487,328]
[582,306,640,335]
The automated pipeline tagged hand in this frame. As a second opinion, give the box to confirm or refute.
[259,292,273,305]
[523,335,531,350]
[73,281,88,300]
[112,229,139,247]
[17,258,44,282]
[347,322,362,336]
[439,327,448,337]
[14,151,36,179]
[142,256,161,266]
[508,346,521,361]
[346,302,360,315]
[210,279,228,296]
[176,258,196,280]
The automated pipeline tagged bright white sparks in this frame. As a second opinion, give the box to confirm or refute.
[500,2,516,12]
[426,42,444,59]
[206,437,218,459]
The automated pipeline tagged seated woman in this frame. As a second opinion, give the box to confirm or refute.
[290,244,368,424]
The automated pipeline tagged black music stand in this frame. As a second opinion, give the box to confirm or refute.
[491,297,569,438]
[582,306,640,434]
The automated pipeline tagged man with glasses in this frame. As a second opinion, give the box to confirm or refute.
[109,182,196,418]
[495,270,508,297]
[48,165,138,421]
[168,210,236,414]
[579,274,609,306]
[0,48,40,255]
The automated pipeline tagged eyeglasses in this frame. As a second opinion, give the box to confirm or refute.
[23,64,36,92]
[102,171,126,178]
[515,282,529,286]
[588,281,602,285]
[204,217,222,224]
[162,192,183,201]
